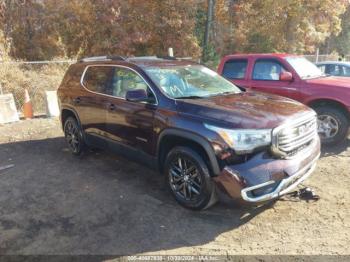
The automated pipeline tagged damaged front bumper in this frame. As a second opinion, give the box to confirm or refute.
[214,137,321,204]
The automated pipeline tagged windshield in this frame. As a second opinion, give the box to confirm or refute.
[285,56,325,79]
[144,65,241,99]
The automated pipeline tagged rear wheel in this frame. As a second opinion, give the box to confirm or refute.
[314,105,349,145]
[64,117,85,155]
[164,146,217,210]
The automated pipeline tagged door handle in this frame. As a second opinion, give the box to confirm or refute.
[108,103,116,111]
[73,97,81,104]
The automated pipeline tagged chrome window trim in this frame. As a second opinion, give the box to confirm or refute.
[80,64,158,105]
[271,112,317,159]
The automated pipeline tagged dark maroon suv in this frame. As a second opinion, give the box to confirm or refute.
[57,56,320,210]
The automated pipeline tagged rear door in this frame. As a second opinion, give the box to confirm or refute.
[249,58,300,100]
[77,65,113,141]
[221,58,249,88]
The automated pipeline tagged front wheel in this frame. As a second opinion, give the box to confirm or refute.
[164,146,217,210]
[314,106,349,145]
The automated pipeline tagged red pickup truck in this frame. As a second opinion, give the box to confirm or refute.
[218,53,350,145]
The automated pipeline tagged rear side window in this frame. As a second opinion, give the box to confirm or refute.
[82,66,114,94]
[253,59,286,80]
[222,59,247,79]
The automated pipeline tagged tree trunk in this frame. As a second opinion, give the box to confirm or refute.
[285,15,297,53]
[203,0,214,59]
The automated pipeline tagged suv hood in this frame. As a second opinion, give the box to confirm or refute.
[306,76,350,88]
[176,92,314,129]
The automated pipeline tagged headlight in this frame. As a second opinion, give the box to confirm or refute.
[204,124,272,154]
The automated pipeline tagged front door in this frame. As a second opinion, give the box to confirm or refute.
[105,67,157,156]
[249,59,300,101]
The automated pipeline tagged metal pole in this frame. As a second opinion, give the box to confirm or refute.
[315,48,319,63]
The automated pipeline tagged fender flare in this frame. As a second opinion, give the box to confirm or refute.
[157,129,221,176]
[306,98,350,118]
[60,106,82,128]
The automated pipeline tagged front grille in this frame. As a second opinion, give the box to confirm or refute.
[273,114,318,158]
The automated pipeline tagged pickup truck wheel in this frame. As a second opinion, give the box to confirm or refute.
[164,146,217,210]
[314,106,349,145]
[64,117,85,155]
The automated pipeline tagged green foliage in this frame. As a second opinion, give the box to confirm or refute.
[202,43,219,67]
[194,7,206,48]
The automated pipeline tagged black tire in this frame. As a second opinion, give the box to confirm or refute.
[164,146,217,210]
[314,105,349,145]
[63,117,85,155]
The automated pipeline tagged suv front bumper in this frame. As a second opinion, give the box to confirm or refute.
[214,137,321,204]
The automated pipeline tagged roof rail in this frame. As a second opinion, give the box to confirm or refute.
[79,55,126,63]
[156,55,194,61]
[79,55,195,63]
[126,56,158,60]
[156,55,177,60]
[127,56,183,61]
[107,55,126,61]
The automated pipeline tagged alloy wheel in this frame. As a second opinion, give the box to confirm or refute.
[168,156,202,201]
[65,120,80,153]
[317,114,339,139]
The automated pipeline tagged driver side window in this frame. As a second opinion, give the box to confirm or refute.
[253,59,286,81]
[111,68,154,101]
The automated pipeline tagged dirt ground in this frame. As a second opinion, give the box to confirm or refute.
[0,118,349,256]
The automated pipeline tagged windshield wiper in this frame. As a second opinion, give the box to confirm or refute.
[175,95,203,99]
[210,91,237,97]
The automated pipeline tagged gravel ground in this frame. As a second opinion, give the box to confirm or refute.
[0,118,349,256]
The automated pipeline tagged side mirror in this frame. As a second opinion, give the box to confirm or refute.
[126,89,149,102]
[279,71,293,81]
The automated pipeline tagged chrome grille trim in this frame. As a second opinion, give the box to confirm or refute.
[272,112,318,158]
